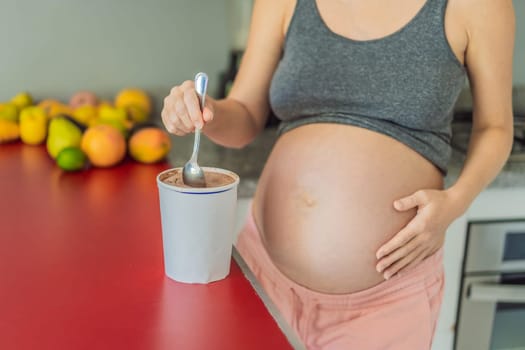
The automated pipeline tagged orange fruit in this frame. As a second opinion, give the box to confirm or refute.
[81,124,126,167]
[129,127,171,164]
[0,119,20,143]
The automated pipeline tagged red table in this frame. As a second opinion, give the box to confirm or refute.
[0,143,294,350]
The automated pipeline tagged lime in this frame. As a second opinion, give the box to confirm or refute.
[56,147,87,171]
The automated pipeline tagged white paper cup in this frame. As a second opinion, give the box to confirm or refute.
[156,167,240,284]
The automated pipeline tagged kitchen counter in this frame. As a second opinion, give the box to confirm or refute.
[0,143,299,350]
[445,151,525,188]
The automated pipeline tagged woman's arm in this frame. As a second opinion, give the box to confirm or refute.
[202,0,287,148]
[375,0,515,279]
[161,0,288,148]
[445,0,515,214]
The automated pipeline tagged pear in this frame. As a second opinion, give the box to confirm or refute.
[46,117,83,159]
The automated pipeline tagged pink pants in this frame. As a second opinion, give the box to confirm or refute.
[236,204,444,350]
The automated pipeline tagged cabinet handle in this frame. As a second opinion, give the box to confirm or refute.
[469,283,525,303]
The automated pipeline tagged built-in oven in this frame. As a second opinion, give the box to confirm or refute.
[455,221,525,350]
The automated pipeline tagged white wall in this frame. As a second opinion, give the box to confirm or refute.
[0,0,232,112]
[0,0,522,112]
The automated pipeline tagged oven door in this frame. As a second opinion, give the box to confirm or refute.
[465,221,525,273]
[455,273,525,350]
[456,221,525,350]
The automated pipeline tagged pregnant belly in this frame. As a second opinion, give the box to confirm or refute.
[252,123,444,294]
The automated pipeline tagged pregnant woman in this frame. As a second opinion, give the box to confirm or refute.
[162,0,515,348]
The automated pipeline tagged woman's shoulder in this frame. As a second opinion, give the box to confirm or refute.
[254,0,297,37]
[253,0,295,16]
[449,0,515,30]
[446,0,514,55]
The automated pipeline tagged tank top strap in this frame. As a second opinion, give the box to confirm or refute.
[285,0,326,39]
[421,0,450,30]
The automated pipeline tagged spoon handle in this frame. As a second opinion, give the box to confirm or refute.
[190,72,208,162]
[191,128,201,163]
[195,72,208,111]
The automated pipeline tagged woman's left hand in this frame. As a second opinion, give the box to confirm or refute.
[375,189,462,280]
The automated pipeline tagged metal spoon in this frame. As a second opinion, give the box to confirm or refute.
[182,72,208,187]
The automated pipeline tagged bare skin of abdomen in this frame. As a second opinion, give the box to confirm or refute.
[252,123,444,294]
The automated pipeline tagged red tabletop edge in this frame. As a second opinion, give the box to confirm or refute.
[0,142,293,350]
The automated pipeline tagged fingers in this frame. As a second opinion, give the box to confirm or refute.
[161,80,212,135]
[202,101,214,122]
[376,235,418,274]
[394,190,429,211]
[376,221,421,259]
[394,195,417,211]
[184,89,204,129]
[161,109,185,136]
[175,98,194,131]
[381,249,428,280]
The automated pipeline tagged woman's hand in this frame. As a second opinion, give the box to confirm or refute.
[375,189,463,280]
[161,80,215,136]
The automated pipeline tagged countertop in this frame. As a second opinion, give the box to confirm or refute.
[0,143,297,350]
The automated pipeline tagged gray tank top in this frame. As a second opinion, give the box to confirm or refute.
[269,0,466,175]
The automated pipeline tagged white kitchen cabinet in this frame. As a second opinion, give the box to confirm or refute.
[433,186,525,350]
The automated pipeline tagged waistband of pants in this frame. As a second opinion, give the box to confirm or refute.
[241,201,444,306]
